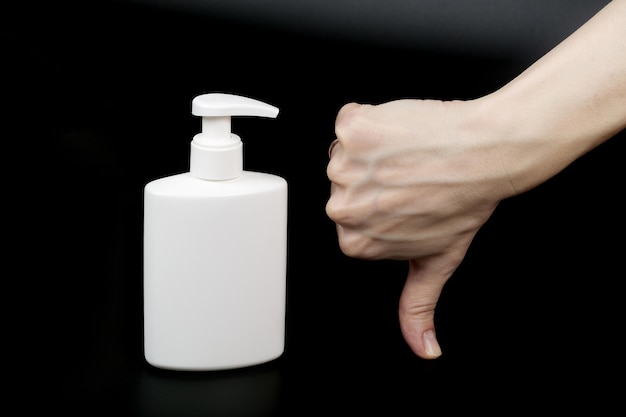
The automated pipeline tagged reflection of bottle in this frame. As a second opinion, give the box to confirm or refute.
[143,93,288,370]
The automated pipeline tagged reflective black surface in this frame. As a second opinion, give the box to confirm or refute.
[12,1,624,414]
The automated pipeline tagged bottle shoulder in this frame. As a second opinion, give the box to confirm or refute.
[144,171,287,197]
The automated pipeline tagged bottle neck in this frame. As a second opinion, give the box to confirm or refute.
[190,133,243,180]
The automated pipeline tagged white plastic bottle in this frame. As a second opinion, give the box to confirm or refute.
[143,93,288,371]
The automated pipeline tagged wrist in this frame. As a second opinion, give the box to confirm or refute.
[458,91,570,198]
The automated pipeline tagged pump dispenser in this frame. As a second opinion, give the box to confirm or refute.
[190,93,279,180]
[143,93,287,371]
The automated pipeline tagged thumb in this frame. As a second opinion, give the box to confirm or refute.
[398,253,464,359]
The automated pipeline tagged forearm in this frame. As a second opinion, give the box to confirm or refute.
[473,0,626,195]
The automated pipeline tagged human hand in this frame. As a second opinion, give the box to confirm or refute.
[326,99,514,359]
[326,0,626,359]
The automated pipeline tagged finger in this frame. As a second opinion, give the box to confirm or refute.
[398,253,463,359]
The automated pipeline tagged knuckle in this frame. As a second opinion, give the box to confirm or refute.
[325,160,341,183]
[337,229,384,260]
[338,233,371,259]
[325,198,352,224]
[335,103,365,143]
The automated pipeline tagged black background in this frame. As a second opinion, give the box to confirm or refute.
[9,0,624,414]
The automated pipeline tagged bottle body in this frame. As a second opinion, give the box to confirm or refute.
[143,171,288,370]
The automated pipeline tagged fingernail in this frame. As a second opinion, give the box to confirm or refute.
[423,329,442,358]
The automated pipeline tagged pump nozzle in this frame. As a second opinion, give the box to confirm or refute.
[190,93,279,180]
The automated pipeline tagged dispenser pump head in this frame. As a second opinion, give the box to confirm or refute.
[190,93,279,180]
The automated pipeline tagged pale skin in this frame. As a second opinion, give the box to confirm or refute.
[326,0,626,359]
